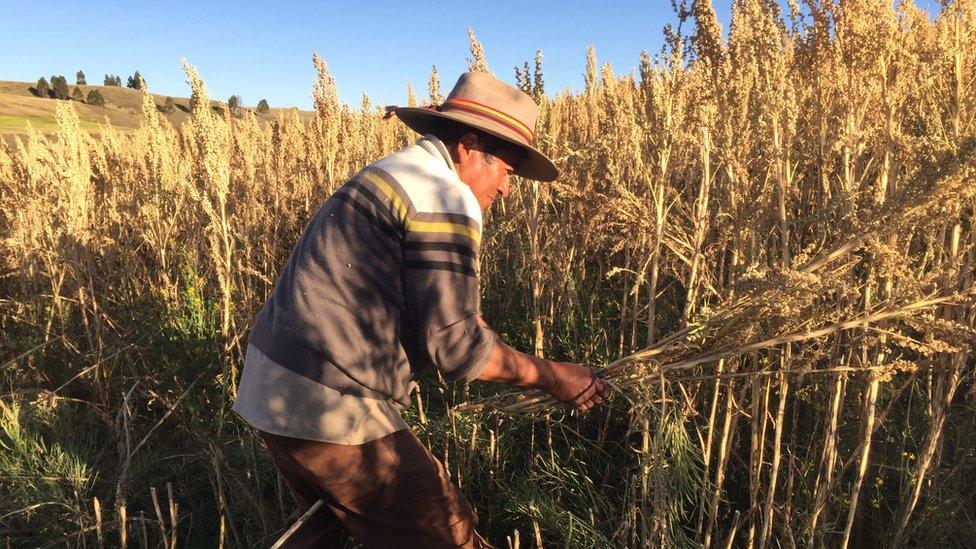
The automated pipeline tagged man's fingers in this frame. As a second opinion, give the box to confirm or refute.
[575,381,609,411]
[581,378,609,403]
[555,366,611,410]
[570,377,597,403]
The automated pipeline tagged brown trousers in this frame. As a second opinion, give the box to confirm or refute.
[260,429,492,548]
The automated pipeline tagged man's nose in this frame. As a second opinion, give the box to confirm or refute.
[498,178,511,198]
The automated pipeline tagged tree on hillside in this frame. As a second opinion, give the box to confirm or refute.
[72,87,84,102]
[256,99,270,114]
[162,96,175,113]
[51,76,70,100]
[34,77,50,98]
[104,74,122,86]
[228,95,240,111]
[76,70,86,85]
[127,71,146,90]
[86,89,105,106]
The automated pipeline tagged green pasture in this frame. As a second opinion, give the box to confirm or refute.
[0,114,109,134]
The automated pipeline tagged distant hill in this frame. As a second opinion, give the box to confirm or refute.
[0,80,312,137]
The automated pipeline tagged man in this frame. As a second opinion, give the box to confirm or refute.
[233,71,610,548]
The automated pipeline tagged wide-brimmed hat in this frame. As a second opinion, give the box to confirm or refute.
[390,71,559,182]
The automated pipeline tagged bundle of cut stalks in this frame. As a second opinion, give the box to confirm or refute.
[458,289,969,415]
[459,144,976,416]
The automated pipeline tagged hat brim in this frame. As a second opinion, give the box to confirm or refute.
[393,107,560,182]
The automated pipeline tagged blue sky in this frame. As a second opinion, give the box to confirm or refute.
[2,1,942,110]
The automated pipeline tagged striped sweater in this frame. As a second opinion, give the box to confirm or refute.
[242,135,495,418]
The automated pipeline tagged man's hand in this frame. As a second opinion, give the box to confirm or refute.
[546,361,610,411]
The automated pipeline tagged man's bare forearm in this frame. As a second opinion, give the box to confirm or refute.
[475,334,556,391]
[473,321,610,410]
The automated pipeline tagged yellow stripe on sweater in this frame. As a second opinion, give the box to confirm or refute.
[361,171,408,222]
[406,220,481,244]
[361,169,480,243]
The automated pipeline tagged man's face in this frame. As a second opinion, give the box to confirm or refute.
[453,134,521,213]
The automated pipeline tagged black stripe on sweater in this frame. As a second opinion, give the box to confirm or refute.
[404,259,477,277]
[403,240,476,259]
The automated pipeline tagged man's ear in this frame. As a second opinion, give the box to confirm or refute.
[450,133,481,167]
[457,133,480,158]
[447,141,462,164]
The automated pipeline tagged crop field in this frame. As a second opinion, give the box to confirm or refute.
[2,1,975,547]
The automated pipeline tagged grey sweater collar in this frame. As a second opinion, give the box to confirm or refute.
[417,134,457,174]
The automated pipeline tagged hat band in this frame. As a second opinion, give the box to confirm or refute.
[441,98,534,144]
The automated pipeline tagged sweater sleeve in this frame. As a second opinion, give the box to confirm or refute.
[402,210,495,382]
